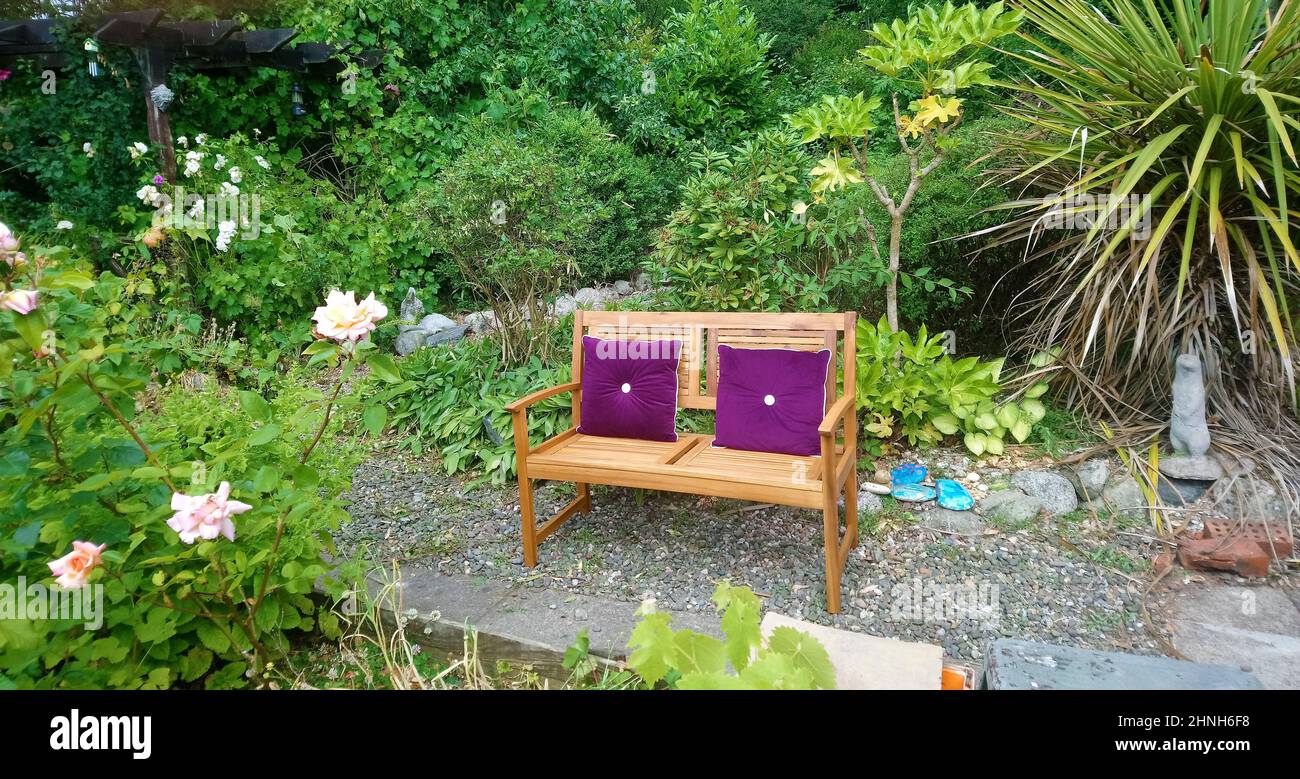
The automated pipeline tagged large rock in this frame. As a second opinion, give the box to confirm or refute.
[1158,476,1209,506]
[465,310,496,334]
[418,313,457,333]
[613,280,632,296]
[979,489,1044,526]
[919,507,985,534]
[1101,472,1145,518]
[856,487,883,514]
[574,287,603,308]
[426,323,469,348]
[394,328,428,356]
[551,294,577,318]
[1159,453,1224,481]
[1069,457,1110,502]
[1010,470,1078,516]
[1216,476,1291,524]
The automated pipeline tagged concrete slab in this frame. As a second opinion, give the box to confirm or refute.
[1169,585,1300,637]
[368,568,721,684]
[477,584,720,659]
[1169,620,1300,690]
[984,638,1263,690]
[1168,585,1300,690]
[761,612,942,690]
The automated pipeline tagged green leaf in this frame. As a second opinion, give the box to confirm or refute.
[713,582,763,671]
[247,423,281,446]
[930,412,960,435]
[671,630,728,676]
[366,353,403,383]
[766,627,836,689]
[627,610,676,687]
[253,464,282,493]
[12,311,47,352]
[238,390,272,422]
[362,404,388,437]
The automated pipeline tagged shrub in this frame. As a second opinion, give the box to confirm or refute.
[407,105,669,364]
[388,334,571,485]
[854,317,1053,455]
[0,229,399,688]
[992,0,1300,446]
[627,582,834,689]
[651,128,835,310]
[633,0,776,148]
[745,0,837,67]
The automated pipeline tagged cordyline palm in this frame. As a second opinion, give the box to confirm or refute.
[985,0,1300,490]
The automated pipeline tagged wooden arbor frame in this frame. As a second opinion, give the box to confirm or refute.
[0,9,379,181]
[507,310,859,613]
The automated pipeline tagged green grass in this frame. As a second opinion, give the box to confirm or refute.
[1026,404,1098,457]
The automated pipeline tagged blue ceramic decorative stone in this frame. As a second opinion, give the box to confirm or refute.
[936,479,975,511]
[891,463,927,486]
[891,483,936,503]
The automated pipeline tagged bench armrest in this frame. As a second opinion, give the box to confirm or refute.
[818,394,855,437]
[506,381,580,414]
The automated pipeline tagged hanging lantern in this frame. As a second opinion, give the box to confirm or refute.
[83,38,100,78]
[290,83,306,117]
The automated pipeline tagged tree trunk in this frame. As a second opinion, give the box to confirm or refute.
[887,214,903,332]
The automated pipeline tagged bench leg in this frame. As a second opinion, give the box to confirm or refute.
[519,474,539,567]
[577,482,592,513]
[845,467,859,550]
[822,494,842,614]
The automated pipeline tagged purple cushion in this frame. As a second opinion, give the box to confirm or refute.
[713,345,831,456]
[577,335,681,442]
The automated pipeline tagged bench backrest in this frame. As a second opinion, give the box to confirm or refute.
[573,311,857,420]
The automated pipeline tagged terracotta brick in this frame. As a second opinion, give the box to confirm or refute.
[1178,537,1271,578]
[1200,518,1293,557]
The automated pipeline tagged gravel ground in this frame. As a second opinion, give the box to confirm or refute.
[336,449,1176,662]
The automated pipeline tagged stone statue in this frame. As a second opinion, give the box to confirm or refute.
[1161,352,1223,483]
[1170,353,1210,456]
[399,288,424,323]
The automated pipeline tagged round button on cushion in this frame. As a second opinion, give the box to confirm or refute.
[764,394,776,406]
[621,382,631,394]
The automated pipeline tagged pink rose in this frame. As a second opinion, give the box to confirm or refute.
[1,289,38,314]
[167,481,252,544]
[48,541,106,589]
[311,289,386,343]
[0,69,11,82]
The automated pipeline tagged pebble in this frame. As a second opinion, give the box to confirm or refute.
[337,452,1167,656]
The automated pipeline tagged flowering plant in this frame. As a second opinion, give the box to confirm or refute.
[0,223,401,688]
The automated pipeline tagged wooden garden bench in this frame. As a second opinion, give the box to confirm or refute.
[506,310,859,612]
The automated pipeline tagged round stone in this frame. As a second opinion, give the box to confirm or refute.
[764,394,775,406]
[621,383,631,394]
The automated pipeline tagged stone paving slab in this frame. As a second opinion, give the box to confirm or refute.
[1169,585,1300,690]
[984,638,1263,690]
[379,568,720,669]
[762,612,942,689]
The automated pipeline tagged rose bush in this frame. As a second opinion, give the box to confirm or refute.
[0,223,399,688]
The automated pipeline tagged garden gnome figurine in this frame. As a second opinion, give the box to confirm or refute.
[1169,353,1210,457]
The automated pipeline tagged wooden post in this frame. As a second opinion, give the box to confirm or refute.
[138,46,177,182]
